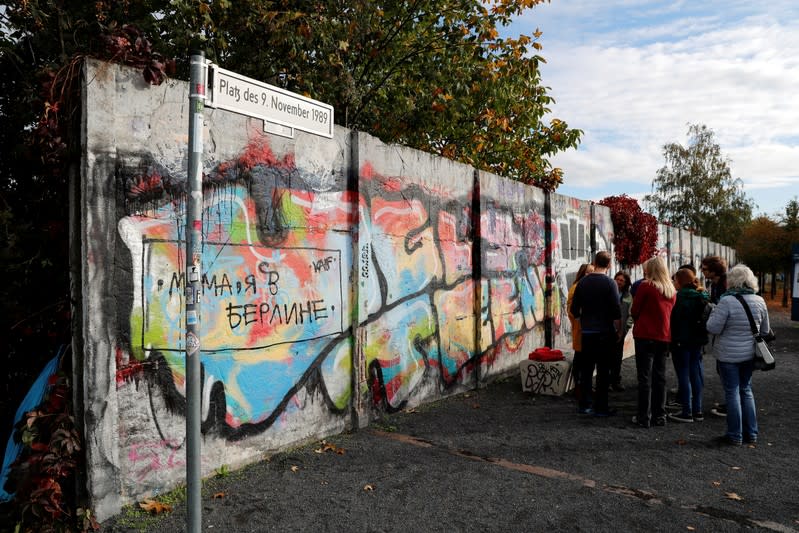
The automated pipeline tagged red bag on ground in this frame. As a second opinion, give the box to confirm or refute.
[528,347,564,362]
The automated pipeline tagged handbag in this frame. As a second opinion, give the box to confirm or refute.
[733,294,775,371]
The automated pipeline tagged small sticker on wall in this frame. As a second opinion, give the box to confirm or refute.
[186,332,200,355]
[186,311,198,325]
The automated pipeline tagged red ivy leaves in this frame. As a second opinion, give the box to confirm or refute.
[599,194,657,267]
[9,372,97,531]
[100,25,176,86]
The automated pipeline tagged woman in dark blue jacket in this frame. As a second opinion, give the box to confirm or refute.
[668,268,709,423]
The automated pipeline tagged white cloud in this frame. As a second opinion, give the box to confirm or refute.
[510,1,799,215]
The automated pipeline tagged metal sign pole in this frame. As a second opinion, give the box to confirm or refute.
[186,50,206,533]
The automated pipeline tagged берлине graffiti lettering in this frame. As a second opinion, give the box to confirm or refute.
[226,299,330,331]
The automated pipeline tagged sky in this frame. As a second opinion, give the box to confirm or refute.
[508,1,799,220]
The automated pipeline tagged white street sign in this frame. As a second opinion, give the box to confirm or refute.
[208,64,334,138]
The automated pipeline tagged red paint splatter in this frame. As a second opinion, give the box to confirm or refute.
[116,359,145,384]
[360,162,375,179]
[128,171,164,198]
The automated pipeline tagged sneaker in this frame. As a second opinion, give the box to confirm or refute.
[666,399,682,408]
[693,412,705,422]
[668,413,694,423]
[654,416,667,427]
[631,415,650,428]
[714,435,742,446]
[710,405,727,417]
[744,435,758,444]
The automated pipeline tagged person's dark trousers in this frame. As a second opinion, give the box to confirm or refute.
[572,350,584,404]
[634,339,669,424]
[580,332,614,413]
[610,338,624,387]
[670,349,683,402]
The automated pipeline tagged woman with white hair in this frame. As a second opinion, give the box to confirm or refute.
[705,264,770,446]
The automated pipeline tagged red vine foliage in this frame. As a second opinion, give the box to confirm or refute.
[599,194,658,267]
[35,24,175,181]
[6,369,99,532]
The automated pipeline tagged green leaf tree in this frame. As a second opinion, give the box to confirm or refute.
[644,123,754,246]
[160,0,582,189]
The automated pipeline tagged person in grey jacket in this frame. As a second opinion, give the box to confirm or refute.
[705,264,770,445]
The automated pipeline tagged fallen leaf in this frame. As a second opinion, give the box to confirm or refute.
[712,481,721,487]
[731,466,742,471]
[212,492,225,499]
[676,439,687,445]
[315,440,346,454]
[404,408,418,414]
[471,403,480,409]
[139,499,173,515]
[290,465,300,472]
[725,492,743,501]
[687,527,696,531]
[363,484,374,491]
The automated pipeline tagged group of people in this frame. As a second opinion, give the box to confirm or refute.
[567,253,771,446]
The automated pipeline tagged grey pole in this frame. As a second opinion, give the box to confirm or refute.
[186,50,206,533]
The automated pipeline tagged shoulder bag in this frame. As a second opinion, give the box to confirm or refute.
[733,294,775,371]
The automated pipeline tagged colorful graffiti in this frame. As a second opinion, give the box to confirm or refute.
[118,138,557,438]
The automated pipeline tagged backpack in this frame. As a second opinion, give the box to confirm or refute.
[699,301,715,333]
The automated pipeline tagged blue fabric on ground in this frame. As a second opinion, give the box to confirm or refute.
[0,349,63,502]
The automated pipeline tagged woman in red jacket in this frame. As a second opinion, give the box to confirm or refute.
[631,257,676,428]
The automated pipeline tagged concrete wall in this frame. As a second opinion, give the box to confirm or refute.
[75,60,735,520]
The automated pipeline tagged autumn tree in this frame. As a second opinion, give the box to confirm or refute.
[0,0,582,483]
[736,198,799,306]
[736,216,786,286]
[598,194,658,269]
[160,0,582,189]
[644,124,754,246]
[779,197,799,306]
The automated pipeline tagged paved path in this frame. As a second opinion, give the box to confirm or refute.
[103,305,799,532]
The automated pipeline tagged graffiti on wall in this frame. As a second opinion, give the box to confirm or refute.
[117,137,554,439]
[358,168,551,410]
[118,139,354,439]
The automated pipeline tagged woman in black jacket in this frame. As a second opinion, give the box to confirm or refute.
[668,268,710,423]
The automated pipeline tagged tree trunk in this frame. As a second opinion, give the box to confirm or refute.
[771,270,777,300]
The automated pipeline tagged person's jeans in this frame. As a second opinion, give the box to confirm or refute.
[579,332,615,412]
[672,344,704,416]
[717,360,758,443]
[634,339,669,424]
